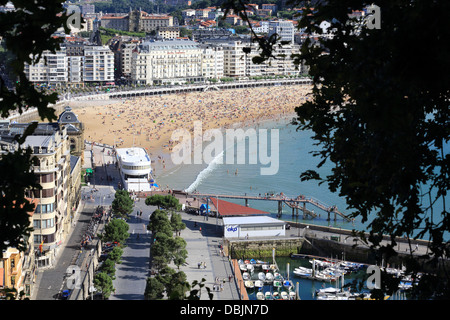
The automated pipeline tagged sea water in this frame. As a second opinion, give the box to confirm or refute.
[157,116,449,238]
[158,117,363,230]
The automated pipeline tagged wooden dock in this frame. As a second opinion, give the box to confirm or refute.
[188,193,352,222]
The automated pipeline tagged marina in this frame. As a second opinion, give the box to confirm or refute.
[237,255,411,300]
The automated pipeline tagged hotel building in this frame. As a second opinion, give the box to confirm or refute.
[131,39,204,85]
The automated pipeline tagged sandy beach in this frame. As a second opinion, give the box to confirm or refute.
[71,85,311,171]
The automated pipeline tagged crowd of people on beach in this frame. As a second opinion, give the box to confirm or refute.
[76,85,312,159]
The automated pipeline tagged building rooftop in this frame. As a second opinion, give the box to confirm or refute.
[210,198,269,217]
[139,39,199,52]
[222,215,285,226]
[116,147,151,164]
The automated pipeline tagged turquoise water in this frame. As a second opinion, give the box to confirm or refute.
[157,116,449,239]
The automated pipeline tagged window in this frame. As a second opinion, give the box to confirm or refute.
[35,203,54,214]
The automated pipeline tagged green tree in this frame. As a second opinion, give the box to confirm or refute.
[93,272,114,299]
[111,190,134,218]
[170,213,186,235]
[148,209,173,236]
[145,194,181,212]
[100,258,116,277]
[145,194,166,209]
[103,218,129,244]
[144,277,165,300]
[108,246,124,263]
[169,236,188,270]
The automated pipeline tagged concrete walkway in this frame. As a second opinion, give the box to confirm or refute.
[177,211,241,300]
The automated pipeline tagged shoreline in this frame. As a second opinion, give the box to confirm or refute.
[74,85,311,187]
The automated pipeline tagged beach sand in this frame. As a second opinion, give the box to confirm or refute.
[70,85,312,173]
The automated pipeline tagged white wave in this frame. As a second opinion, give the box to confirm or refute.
[184,150,224,193]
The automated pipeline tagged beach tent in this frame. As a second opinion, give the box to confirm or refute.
[200,204,211,213]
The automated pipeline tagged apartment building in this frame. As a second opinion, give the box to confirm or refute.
[200,44,224,80]
[111,39,140,79]
[0,117,82,269]
[268,20,295,43]
[24,44,114,86]
[25,49,68,85]
[156,26,180,40]
[83,46,114,82]
[131,40,203,85]
[220,41,248,78]
[218,40,300,78]
[245,42,301,77]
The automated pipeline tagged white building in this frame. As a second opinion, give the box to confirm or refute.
[25,49,68,85]
[223,216,286,239]
[83,46,115,82]
[268,20,295,43]
[219,40,300,78]
[220,41,247,78]
[115,147,153,192]
[253,20,270,34]
[201,44,224,80]
[131,40,203,85]
[25,45,114,85]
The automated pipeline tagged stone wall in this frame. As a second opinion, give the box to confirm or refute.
[227,238,304,260]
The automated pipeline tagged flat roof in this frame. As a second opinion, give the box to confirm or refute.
[223,216,285,225]
[116,147,151,163]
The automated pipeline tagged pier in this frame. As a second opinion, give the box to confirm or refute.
[187,192,352,222]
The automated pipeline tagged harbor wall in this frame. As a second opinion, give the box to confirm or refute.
[227,238,304,260]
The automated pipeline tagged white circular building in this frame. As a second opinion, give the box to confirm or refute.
[115,147,154,192]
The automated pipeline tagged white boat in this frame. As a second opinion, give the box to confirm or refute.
[272,292,281,300]
[314,272,336,282]
[281,291,289,300]
[293,271,312,279]
[255,280,264,288]
[316,287,341,295]
[240,264,247,272]
[256,291,265,300]
[269,264,277,271]
[265,272,274,282]
[274,272,283,280]
[262,264,270,271]
[294,266,313,273]
[244,280,254,289]
[258,272,266,281]
[242,272,250,280]
[289,291,297,300]
[246,264,255,273]
[264,291,272,300]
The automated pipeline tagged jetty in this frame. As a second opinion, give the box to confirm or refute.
[187,193,352,222]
